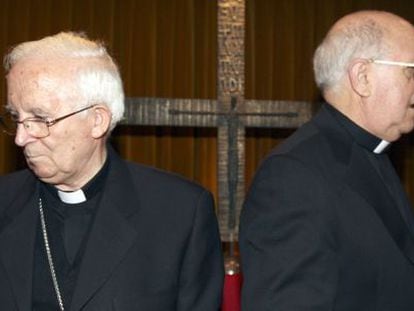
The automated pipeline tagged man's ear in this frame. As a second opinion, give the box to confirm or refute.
[347,59,372,97]
[91,105,111,138]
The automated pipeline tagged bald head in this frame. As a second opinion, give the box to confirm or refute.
[314,11,413,94]
[329,10,412,35]
[314,11,414,142]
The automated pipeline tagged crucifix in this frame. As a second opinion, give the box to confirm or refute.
[121,0,312,245]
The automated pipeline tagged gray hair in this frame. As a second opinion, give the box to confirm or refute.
[4,32,124,131]
[313,18,388,93]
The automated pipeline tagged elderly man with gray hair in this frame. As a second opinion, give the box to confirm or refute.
[240,11,414,311]
[0,32,223,310]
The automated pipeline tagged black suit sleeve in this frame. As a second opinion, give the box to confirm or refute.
[176,189,224,311]
[240,155,338,311]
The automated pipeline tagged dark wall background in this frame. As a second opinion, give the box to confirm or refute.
[1,0,414,204]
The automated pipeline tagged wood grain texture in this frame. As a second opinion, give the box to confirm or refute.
[0,0,413,205]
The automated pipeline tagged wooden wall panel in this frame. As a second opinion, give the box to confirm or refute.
[0,0,414,205]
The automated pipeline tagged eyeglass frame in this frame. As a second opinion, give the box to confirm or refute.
[370,59,414,68]
[369,59,414,78]
[0,104,97,138]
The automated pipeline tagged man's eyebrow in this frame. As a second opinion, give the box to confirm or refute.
[4,105,49,117]
[31,107,49,116]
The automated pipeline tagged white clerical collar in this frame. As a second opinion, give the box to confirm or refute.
[57,189,87,204]
[373,140,390,154]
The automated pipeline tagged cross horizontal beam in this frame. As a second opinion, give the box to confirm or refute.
[122,97,311,128]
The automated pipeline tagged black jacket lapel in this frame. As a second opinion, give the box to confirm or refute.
[313,105,414,264]
[69,152,139,311]
[343,147,414,264]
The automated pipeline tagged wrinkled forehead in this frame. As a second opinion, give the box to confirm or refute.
[7,57,76,85]
[6,58,82,109]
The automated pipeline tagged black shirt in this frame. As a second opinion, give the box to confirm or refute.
[32,157,110,310]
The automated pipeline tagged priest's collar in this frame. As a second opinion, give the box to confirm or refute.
[43,154,111,204]
[325,103,390,154]
[57,189,87,204]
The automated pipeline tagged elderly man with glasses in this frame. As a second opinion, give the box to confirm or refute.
[240,10,414,311]
[0,32,223,310]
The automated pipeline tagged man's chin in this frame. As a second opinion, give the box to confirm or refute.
[28,165,57,183]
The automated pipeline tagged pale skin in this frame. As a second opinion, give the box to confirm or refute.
[6,58,112,191]
[324,11,414,142]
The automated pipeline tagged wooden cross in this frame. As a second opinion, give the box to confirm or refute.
[121,0,312,242]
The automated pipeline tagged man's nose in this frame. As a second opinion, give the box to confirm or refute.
[14,123,36,146]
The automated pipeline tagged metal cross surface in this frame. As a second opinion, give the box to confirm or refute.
[121,0,312,242]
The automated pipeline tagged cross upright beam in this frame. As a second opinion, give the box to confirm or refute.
[121,0,312,242]
[217,0,246,243]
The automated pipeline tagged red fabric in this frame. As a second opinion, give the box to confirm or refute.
[221,273,242,311]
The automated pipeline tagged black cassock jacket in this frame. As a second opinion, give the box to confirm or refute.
[0,147,223,311]
[240,104,414,311]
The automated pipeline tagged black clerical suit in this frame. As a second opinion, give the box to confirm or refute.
[0,147,224,310]
[240,104,414,311]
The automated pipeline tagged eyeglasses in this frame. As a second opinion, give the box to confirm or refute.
[369,59,414,79]
[0,105,96,138]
